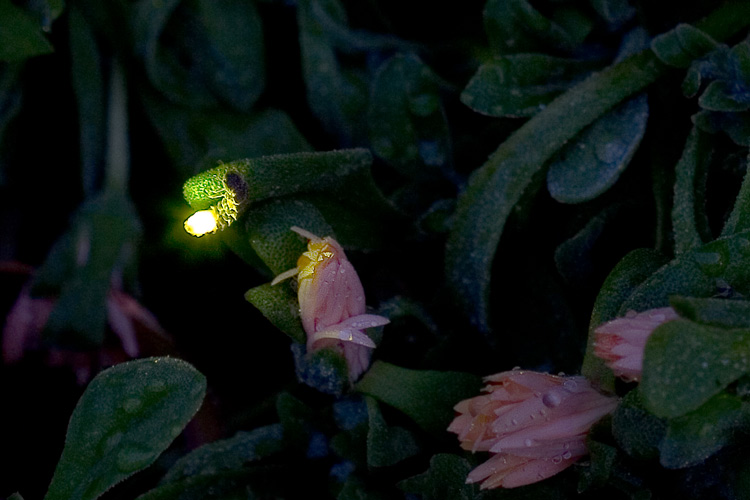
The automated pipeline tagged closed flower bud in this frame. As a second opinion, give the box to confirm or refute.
[448,370,617,489]
[594,307,679,382]
[273,227,389,381]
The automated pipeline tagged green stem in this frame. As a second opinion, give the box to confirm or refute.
[105,59,129,195]
[445,1,750,332]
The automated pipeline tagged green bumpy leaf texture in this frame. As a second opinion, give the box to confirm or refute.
[641,319,750,418]
[45,357,207,500]
[461,54,599,118]
[621,230,750,313]
[659,393,750,469]
[672,127,712,255]
[369,53,451,177]
[651,24,718,68]
[365,396,420,468]
[356,361,481,435]
[547,93,648,203]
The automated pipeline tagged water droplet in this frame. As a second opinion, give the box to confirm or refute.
[562,451,572,459]
[510,418,518,425]
[524,438,534,447]
[563,379,577,390]
[551,455,563,464]
[116,447,155,473]
[542,391,562,408]
[701,361,709,369]
[122,398,142,414]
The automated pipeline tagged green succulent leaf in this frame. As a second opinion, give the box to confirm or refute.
[699,80,750,112]
[398,454,477,500]
[245,283,305,344]
[611,389,667,461]
[356,361,481,435]
[461,54,600,118]
[651,24,718,68]
[621,230,750,313]
[159,424,286,484]
[672,126,712,255]
[133,0,264,110]
[641,319,750,418]
[659,393,750,469]
[365,396,420,468]
[45,358,207,500]
[369,53,451,177]
[547,93,648,203]
[482,0,590,55]
[670,296,750,329]
[298,0,368,144]
[722,159,750,236]
[141,87,311,173]
[0,0,54,61]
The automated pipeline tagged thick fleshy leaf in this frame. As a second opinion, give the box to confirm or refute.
[355,361,481,434]
[651,24,718,68]
[369,53,451,176]
[133,0,264,110]
[621,230,750,313]
[722,159,750,236]
[582,248,668,390]
[244,283,305,344]
[365,396,420,467]
[589,0,635,30]
[45,358,207,500]
[672,126,712,254]
[461,54,599,118]
[547,93,648,203]
[245,198,333,275]
[298,0,368,144]
[446,48,666,331]
[160,424,286,484]
[0,0,54,61]
[640,319,750,418]
[659,393,749,469]
[670,296,750,329]
[699,80,750,112]
[141,87,311,173]
[611,389,667,461]
[292,342,350,395]
[692,109,750,146]
[482,0,591,55]
[69,6,106,197]
[398,454,477,500]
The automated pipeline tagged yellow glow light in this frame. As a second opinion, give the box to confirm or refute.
[184,209,218,237]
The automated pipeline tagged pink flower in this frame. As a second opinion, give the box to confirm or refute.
[448,370,618,489]
[272,227,389,381]
[594,307,679,382]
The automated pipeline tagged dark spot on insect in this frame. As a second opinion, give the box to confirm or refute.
[225,172,248,203]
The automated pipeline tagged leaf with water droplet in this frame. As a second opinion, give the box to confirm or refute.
[547,94,648,203]
[641,319,750,418]
[611,389,667,461]
[44,357,206,500]
[670,296,750,329]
